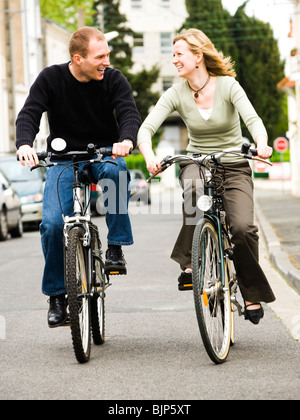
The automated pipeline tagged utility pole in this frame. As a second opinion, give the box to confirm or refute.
[290,0,300,196]
[4,0,17,151]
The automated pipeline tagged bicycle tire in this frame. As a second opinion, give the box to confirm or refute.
[223,233,235,346]
[90,226,105,345]
[192,218,231,364]
[65,227,91,364]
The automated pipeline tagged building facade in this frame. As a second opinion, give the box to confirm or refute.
[0,0,70,153]
[120,0,188,151]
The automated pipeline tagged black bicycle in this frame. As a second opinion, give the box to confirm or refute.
[31,139,117,363]
[148,143,272,364]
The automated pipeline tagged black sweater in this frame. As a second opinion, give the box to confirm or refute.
[16,64,141,151]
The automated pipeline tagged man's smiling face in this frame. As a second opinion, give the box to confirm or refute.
[77,38,111,82]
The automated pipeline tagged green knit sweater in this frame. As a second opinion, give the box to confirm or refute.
[137,76,267,162]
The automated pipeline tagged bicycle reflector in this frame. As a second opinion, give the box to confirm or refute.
[197,195,213,211]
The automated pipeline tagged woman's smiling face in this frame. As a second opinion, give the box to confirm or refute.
[172,39,198,79]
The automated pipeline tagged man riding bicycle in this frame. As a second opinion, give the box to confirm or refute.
[16,27,141,328]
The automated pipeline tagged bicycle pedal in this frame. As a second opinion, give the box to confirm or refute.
[178,283,193,291]
[105,267,127,276]
[61,316,71,327]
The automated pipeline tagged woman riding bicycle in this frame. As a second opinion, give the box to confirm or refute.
[137,28,275,325]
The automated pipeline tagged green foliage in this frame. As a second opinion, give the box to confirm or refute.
[182,0,288,145]
[270,149,290,163]
[231,4,287,143]
[96,0,160,121]
[125,153,148,178]
[40,0,95,31]
[181,0,234,57]
[129,66,161,122]
[97,0,134,73]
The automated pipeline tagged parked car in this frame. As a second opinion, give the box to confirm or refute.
[0,156,46,227]
[129,169,151,204]
[0,169,23,241]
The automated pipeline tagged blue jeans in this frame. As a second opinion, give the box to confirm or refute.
[40,156,133,296]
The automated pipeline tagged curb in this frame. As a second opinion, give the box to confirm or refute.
[255,199,300,294]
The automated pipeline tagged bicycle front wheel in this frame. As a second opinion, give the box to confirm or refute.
[91,227,105,345]
[192,218,231,364]
[65,227,91,364]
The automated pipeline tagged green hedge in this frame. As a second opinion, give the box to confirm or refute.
[125,153,149,179]
[270,149,290,163]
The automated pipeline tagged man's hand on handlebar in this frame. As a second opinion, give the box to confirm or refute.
[111,139,133,159]
[17,145,39,168]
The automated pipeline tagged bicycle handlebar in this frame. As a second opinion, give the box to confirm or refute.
[37,145,113,161]
[17,143,115,169]
[147,142,272,182]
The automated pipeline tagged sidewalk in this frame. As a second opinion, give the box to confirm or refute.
[254,179,300,294]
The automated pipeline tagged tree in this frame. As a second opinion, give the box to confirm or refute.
[181,0,235,57]
[181,0,288,143]
[95,0,160,121]
[232,3,287,141]
[93,0,134,73]
[40,0,95,31]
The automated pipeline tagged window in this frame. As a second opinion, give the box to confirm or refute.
[160,0,170,8]
[131,0,142,8]
[162,78,174,92]
[133,33,144,54]
[160,33,172,55]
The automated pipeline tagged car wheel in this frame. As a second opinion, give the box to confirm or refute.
[10,210,23,238]
[0,208,9,241]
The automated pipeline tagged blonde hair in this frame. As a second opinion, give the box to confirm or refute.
[69,27,106,59]
[173,28,236,78]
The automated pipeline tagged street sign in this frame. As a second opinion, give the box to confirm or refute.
[273,137,289,153]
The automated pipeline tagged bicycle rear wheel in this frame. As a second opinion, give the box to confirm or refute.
[90,226,105,345]
[65,227,91,364]
[192,218,231,364]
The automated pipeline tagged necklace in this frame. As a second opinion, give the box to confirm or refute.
[188,75,210,98]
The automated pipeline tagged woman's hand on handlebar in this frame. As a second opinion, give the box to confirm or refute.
[137,142,161,174]
[17,145,39,168]
[257,145,273,160]
[146,157,162,175]
[256,135,273,160]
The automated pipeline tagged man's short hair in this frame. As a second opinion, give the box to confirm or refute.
[69,27,106,59]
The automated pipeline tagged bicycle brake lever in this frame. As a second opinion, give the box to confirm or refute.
[100,159,118,166]
[30,163,52,171]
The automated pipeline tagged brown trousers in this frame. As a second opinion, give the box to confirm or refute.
[171,161,275,303]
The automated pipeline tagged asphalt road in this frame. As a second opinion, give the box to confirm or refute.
[0,187,299,401]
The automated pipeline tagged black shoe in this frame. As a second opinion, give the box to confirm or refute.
[48,294,67,328]
[105,245,127,275]
[244,303,264,325]
[178,271,193,291]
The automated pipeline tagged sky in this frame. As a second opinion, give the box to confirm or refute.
[222,0,295,58]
